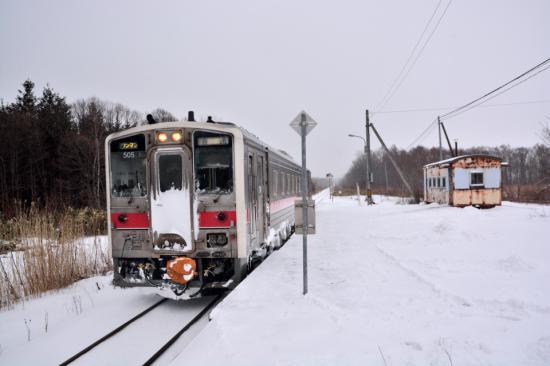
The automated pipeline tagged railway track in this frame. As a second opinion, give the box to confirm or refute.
[59,294,222,366]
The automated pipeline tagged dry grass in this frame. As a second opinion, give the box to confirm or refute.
[503,184,550,204]
[0,205,111,310]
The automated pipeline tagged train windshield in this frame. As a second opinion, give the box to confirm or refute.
[110,134,147,197]
[194,131,233,194]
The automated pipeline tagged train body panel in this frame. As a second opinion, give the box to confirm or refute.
[105,119,304,297]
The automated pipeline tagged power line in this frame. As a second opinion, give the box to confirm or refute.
[374,99,550,114]
[405,61,550,149]
[440,58,550,120]
[379,0,454,113]
[407,118,438,149]
[376,0,453,113]
[375,0,443,112]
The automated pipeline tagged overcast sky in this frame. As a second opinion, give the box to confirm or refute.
[1,0,549,177]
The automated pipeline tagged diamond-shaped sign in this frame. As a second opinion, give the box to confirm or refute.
[290,110,317,136]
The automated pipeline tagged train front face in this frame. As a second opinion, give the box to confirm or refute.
[107,124,240,297]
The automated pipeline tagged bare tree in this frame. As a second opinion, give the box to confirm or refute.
[150,108,177,122]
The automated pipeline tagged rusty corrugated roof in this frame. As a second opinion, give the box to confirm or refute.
[424,154,503,168]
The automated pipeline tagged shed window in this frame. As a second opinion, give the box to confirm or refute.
[442,177,446,188]
[470,172,484,186]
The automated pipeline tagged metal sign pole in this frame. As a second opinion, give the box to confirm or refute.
[290,110,317,296]
[300,112,308,295]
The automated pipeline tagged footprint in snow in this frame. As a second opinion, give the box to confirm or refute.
[404,341,422,351]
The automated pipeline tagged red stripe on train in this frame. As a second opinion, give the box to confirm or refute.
[199,211,237,228]
[111,212,150,229]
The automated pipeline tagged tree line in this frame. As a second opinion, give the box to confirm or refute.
[340,140,550,203]
[0,80,176,216]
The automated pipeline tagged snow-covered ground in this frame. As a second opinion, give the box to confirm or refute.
[182,193,550,366]
[1,193,549,365]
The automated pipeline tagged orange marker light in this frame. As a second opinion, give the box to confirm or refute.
[157,132,168,142]
[171,131,182,142]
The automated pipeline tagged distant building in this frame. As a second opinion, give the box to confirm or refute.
[423,154,507,208]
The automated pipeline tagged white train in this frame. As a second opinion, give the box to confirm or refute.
[105,112,306,297]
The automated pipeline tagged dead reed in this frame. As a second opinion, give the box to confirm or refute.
[0,205,111,310]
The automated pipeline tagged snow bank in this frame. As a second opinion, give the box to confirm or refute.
[179,196,550,366]
[0,274,161,364]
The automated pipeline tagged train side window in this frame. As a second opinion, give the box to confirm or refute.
[289,174,292,194]
[273,171,278,197]
[285,173,290,195]
[194,131,233,194]
[281,172,285,196]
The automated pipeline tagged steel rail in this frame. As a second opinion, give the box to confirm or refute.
[141,294,222,366]
[59,298,168,366]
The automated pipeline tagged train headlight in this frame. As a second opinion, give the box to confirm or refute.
[157,132,168,142]
[171,131,182,142]
[207,234,218,246]
[216,234,228,245]
[206,233,228,247]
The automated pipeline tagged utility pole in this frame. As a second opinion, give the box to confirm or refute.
[384,160,389,196]
[454,139,458,156]
[365,110,374,204]
[326,173,334,201]
[439,120,456,157]
[438,115,443,161]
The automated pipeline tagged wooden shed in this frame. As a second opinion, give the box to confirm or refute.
[423,154,506,208]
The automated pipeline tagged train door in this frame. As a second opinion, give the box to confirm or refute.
[248,154,257,241]
[150,148,194,251]
[256,154,266,242]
